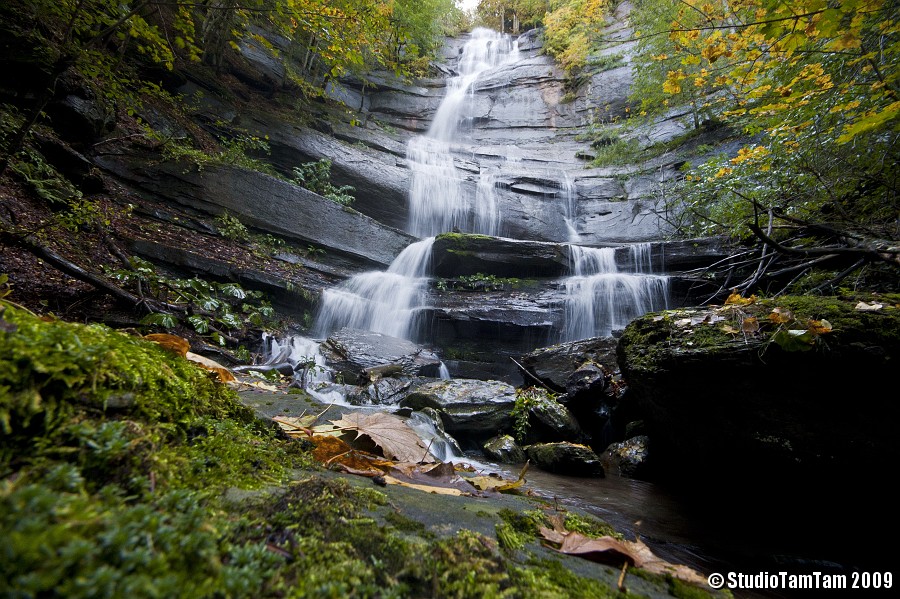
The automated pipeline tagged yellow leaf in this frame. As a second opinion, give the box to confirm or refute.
[768,307,793,324]
[725,292,756,306]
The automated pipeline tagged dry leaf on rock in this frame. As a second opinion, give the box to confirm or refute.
[145,333,190,356]
[538,528,707,587]
[273,415,317,433]
[185,351,236,382]
[380,474,468,495]
[467,461,529,493]
[330,412,435,463]
[855,301,883,311]
[309,434,383,472]
[382,461,478,495]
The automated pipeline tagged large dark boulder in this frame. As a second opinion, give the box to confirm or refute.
[400,379,517,438]
[320,328,444,382]
[616,294,900,484]
[431,233,569,278]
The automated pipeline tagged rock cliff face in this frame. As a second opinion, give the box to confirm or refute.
[218,2,724,246]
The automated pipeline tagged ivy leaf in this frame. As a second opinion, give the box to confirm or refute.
[187,315,209,333]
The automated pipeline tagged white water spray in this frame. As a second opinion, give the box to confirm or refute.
[561,243,670,341]
[407,28,519,237]
[314,238,436,340]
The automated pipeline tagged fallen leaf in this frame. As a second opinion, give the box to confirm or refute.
[185,351,236,382]
[330,412,435,463]
[466,460,529,493]
[273,415,317,431]
[741,316,760,334]
[380,474,468,495]
[538,528,707,587]
[382,461,478,494]
[725,292,756,306]
[145,333,190,356]
[807,318,833,334]
[768,307,793,324]
[232,379,279,392]
[309,434,384,472]
[855,301,883,311]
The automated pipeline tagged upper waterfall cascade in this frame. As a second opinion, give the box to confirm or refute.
[407,28,520,238]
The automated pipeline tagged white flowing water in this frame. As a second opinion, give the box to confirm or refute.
[561,243,670,341]
[313,238,436,341]
[407,28,519,237]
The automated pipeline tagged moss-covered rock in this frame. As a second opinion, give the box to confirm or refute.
[616,293,900,480]
[526,442,606,477]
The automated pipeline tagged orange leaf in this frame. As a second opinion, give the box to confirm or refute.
[768,307,793,324]
[145,333,190,356]
[725,292,756,306]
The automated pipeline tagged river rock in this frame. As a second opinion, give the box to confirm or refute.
[525,442,605,477]
[524,390,583,443]
[399,379,516,436]
[599,435,651,480]
[344,377,420,406]
[482,435,527,464]
[320,328,444,383]
[616,295,900,486]
[519,337,620,393]
[431,233,569,278]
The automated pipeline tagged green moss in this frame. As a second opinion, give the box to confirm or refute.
[563,513,621,539]
[496,520,530,552]
[384,510,433,538]
[512,558,621,599]
[435,232,493,242]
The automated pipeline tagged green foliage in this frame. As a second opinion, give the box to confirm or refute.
[475,0,547,34]
[510,387,542,443]
[543,0,610,75]
[291,158,355,205]
[438,273,523,292]
[627,0,900,276]
[8,147,81,206]
[148,126,277,175]
[214,210,250,241]
[103,257,275,341]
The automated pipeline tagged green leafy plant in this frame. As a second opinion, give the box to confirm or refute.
[511,387,540,444]
[214,211,250,242]
[447,273,522,292]
[291,159,355,205]
[103,257,275,343]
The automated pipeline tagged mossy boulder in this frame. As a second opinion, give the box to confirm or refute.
[483,434,527,464]
[616,293,900,482]
[526,442,605,477]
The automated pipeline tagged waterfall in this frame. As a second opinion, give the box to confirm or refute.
[561,243,670,341]
[314,238,435,341]
[407,28,520,238]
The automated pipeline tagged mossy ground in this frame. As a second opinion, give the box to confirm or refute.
[1,303,725,598]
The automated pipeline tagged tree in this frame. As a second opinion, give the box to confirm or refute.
[628,0,900,296]
[542,0,609,74]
